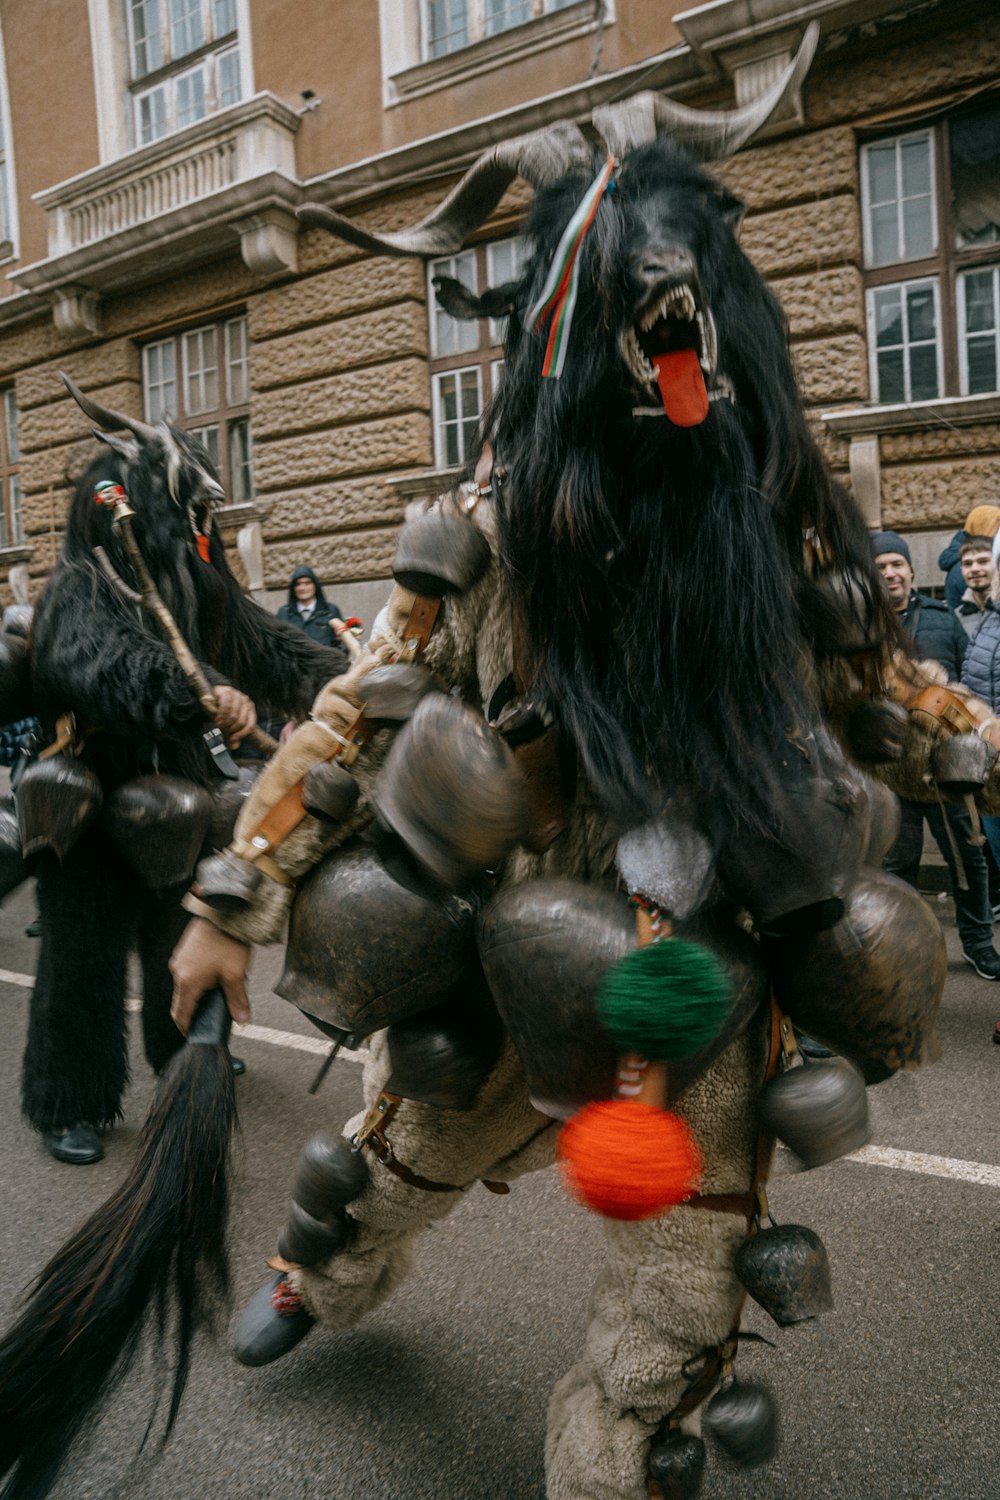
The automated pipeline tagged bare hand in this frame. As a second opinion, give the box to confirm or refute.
[213,685,257,747]
[170,917,251,1033]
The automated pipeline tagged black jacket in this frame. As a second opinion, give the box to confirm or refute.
[898,590,968,679]
[277,566,341,645]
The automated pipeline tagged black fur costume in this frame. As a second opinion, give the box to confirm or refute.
[22,430,345,1134]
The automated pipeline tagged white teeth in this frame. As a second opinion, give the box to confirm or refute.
[621,326,656,387]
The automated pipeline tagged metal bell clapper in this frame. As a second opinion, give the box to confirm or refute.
[647,1426,707,1499]
[703,1371,778,1467]
[758,1018,869,1170]
[735,1186,833,1327]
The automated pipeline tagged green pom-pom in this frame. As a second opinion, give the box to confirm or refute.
[596,940,732,1059]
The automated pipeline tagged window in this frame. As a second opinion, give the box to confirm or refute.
[127,0,242,146]
[0,390,22,547]
[142,314,252,501]
[424,0,576,59]
[861,102,1000,403]
[428,236,524,467]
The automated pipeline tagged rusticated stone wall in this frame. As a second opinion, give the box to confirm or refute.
[4,7,998,614]
[723,9,1000,533]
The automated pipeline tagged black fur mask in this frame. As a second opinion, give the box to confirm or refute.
[489,142,887,828]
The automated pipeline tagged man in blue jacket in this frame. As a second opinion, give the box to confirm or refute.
[873,530,1000,979]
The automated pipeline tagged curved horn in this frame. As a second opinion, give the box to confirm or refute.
[297,120,592,259]
[593,21,819,162]
[60,371,160,445]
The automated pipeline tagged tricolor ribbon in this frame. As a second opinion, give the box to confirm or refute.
[524,154,617,379]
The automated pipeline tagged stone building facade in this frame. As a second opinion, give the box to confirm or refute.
[0,0,995,618]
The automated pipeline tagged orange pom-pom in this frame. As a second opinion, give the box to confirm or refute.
[557,1099,703,1221]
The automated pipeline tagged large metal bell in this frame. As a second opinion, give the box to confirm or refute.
[861,778,901,865]
[362,663,439,724]
[477,880,768,1119]
[291,1134,369,1219]
[374,693,530,888]
[277,1202,354,1266]
[193,848,263,912]
[206,763,261,852]
[276,841,481,1035]
[0,631,32,725]
[703,1381,778,1467]
[16,754,103,859]
[734,1223,833,1326]
[931,732,998,797]
[392,508,490,597]
[759,1056,869,1169]
[715,729,866,937]
[0,796,28,901]
[302,759,360,823]
[766,868,944,1083]
[102,774,213,888]
[386,990,505,1109]
[647,1429,706,1499]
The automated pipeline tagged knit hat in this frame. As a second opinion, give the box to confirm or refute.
[871,530,911,565]
[964,505,1000,538]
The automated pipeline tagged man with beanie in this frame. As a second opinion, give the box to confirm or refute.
[873,530,1000,980]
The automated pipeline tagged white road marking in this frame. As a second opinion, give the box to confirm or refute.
[0,974,994,1155]
[0,966,34,987]
[232,1021,367,1063]
[0,967,367,1063]
[843,1143,1000,1189]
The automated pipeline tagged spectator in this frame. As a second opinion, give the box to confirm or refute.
[939,504,1000,608]
[277,566,342,644]
[873,530,1000,981]
[960,529,1000,1034]
[955,536,996,637]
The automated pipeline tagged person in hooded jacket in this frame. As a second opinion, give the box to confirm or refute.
[277,567,342,644]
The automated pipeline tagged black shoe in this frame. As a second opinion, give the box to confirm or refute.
[43,1124,103,1164]
[963,948,1000,980]
[231,1056,246,1076]
[24,919,41,938]
[233,1274,315,1367]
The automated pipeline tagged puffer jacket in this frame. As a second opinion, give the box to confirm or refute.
[899,590,968,680]
[960,602,1000,710]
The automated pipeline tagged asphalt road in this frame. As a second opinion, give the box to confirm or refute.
[1,874,998,1500]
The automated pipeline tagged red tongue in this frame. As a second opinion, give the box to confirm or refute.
[652,350,709,427]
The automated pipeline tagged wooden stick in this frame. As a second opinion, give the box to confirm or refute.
[98,501,279,757]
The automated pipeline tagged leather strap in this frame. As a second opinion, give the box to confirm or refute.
[353,1087,512,1197]
[399,595,441,661]
[887,679,977,736]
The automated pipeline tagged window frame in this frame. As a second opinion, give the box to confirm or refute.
[427,234,524,468]
[126,0,242,147]
[141,313,252,502]
[957,264,1000,397]
[421,0,580,62]
[860,103,1000,402]
[0,389,23,548]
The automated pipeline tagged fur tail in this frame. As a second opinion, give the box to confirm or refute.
[0,990,236,1500]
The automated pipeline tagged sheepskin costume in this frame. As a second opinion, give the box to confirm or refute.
[188,492,773,1500]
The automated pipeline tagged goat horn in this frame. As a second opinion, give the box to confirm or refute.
[593,21,819,162]
[60,372,160,445]
[297,120,591,258]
